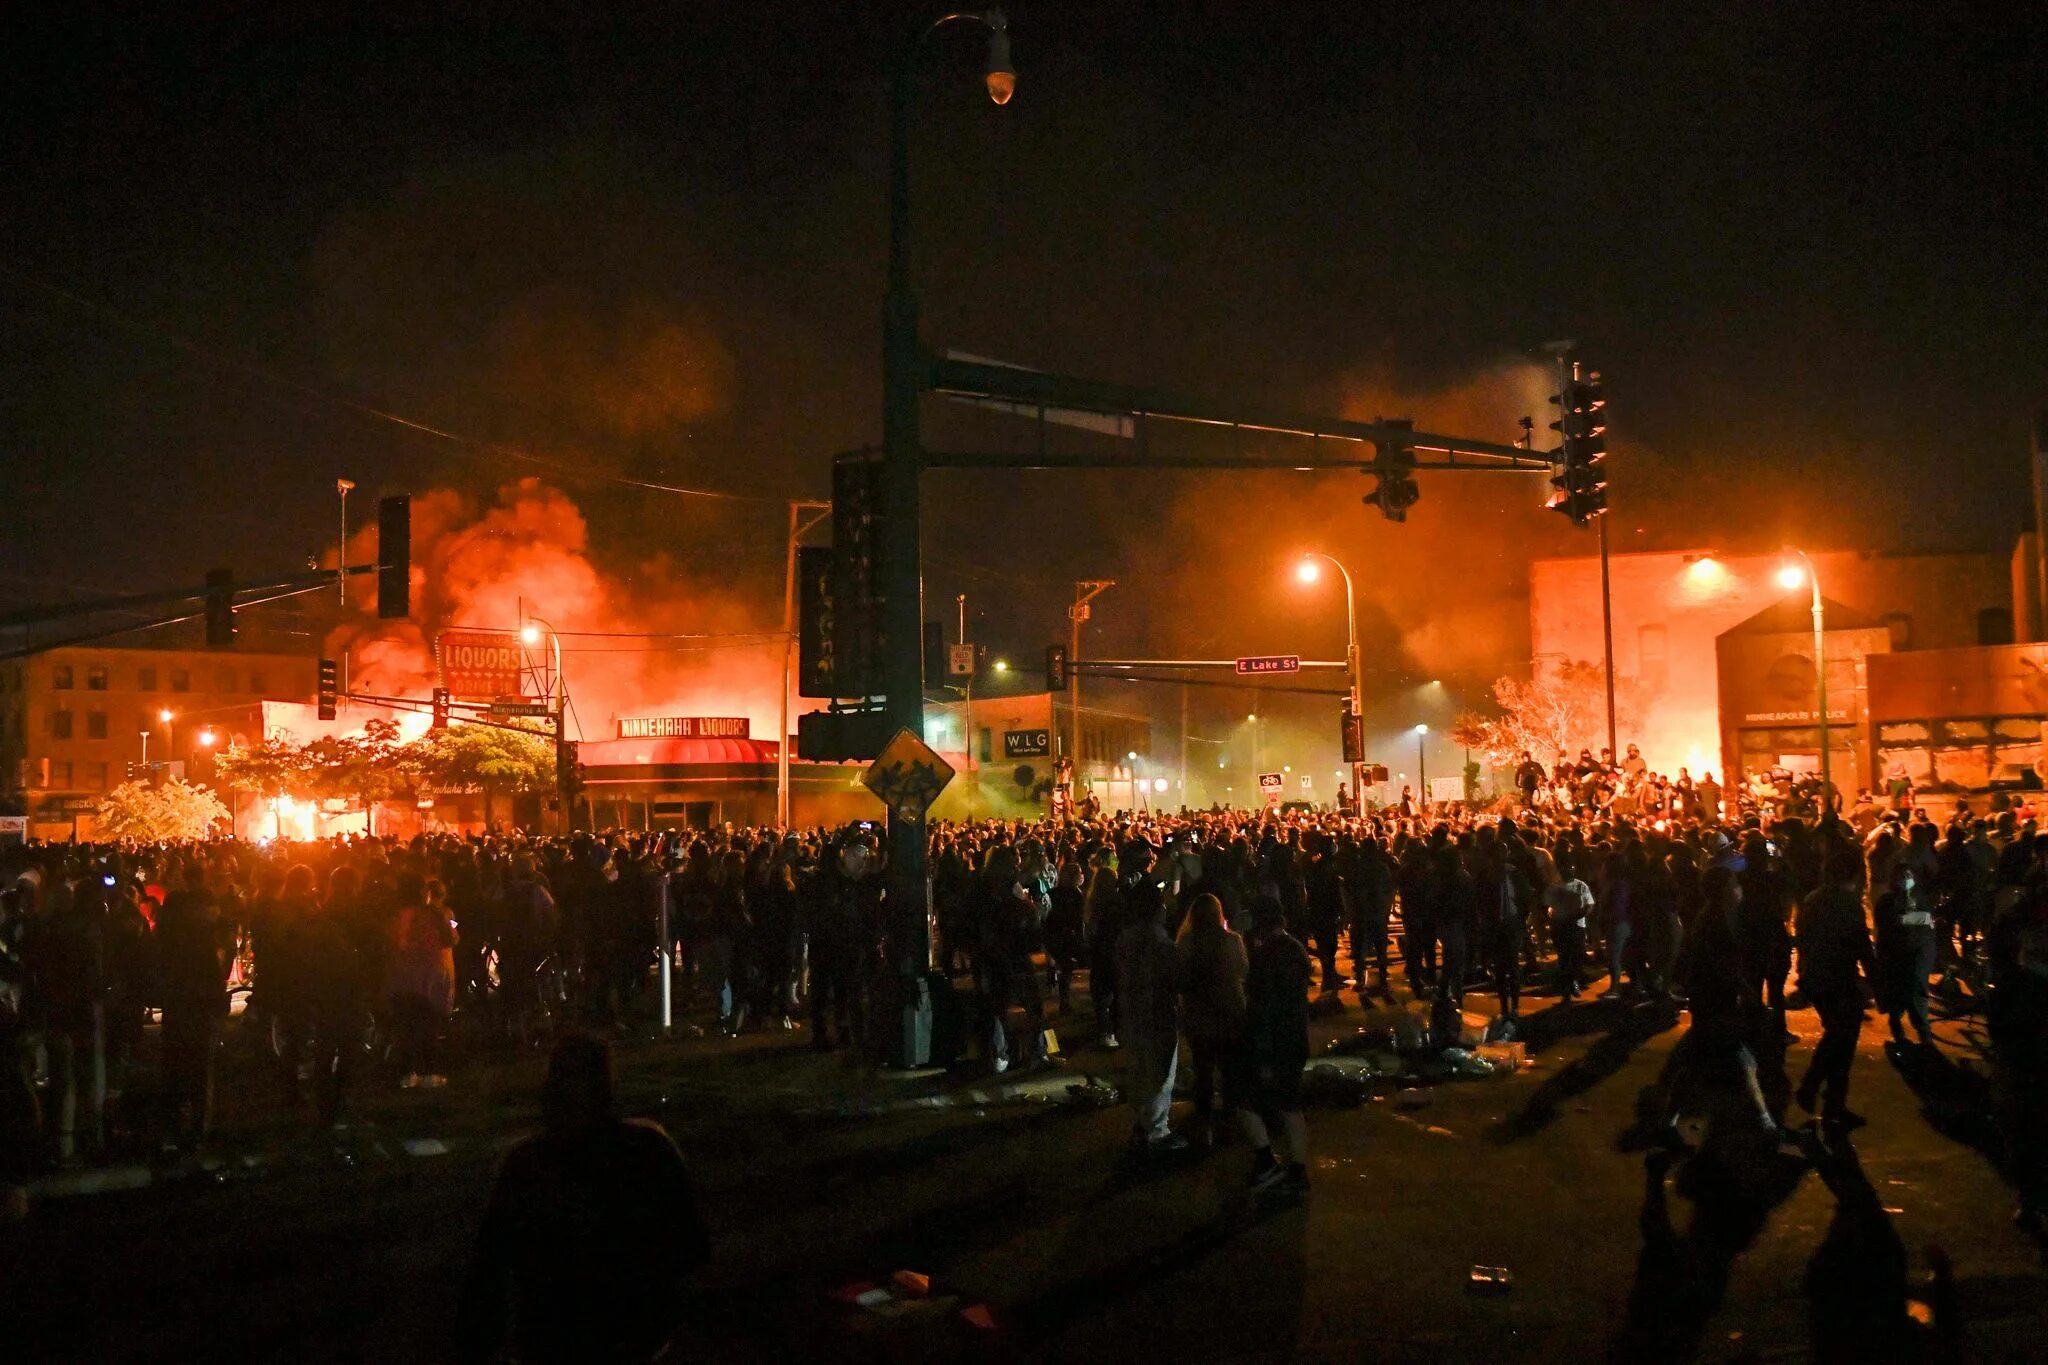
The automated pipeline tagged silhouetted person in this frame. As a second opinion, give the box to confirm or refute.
[458,1034,709,1365]
[1796,853,1878,1133]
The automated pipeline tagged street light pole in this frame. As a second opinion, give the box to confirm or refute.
[1784,550,1831,811]
[779,500,830,829]
[337,478,355,608]
[1299,553,1363,814]
[1416,723,1429,808]
[881,6,1014,1067]
[520,615,570,833]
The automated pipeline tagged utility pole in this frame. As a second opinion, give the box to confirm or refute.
[1179,683,1189,810]
[779,499,830,829]
[1067,579,1114,797]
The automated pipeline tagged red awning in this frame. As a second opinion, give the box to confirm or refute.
[576,736,781,766]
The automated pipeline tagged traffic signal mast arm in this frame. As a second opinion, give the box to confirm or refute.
[923,355,1554,472]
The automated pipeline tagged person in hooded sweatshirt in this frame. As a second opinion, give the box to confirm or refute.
[1115,878,1186,1154]
[458,1033,709,1365]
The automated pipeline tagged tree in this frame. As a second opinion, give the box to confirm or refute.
[212,735,318,800]
[410,722,555,828]
[1451,661,1645,767]
[96,778,231,843]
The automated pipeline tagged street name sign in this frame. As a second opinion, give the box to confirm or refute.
[1234,655,1301,676]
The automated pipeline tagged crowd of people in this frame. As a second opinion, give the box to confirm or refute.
[4,759,2048,1229]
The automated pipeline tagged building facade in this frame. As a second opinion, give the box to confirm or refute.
[0,645,317,838]
[1530,547,2012,779]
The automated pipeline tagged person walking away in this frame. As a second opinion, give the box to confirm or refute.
[387,873,458,1088]
[1086,848,1132,1048]
[1178,893,1248,1147]
[1045,858,1087,1014]
[1303,834,1349,996]
[1396,842,1436,994]
[1346,835,1395,999]
[1546,853,1595,1000]
[1661,866,1775,1147]
[1873,859,1938,1048]
[457,1034,709,1365]
[28,869,108,1164]
[305,867,371,1130]
[1795,851,1879,1133]
[156,861,232,1155]
[1478,833,1529,1027]
[1115,884,1185,1154]
[1242,901,1314,1193]
[1988,888,2048,1233]
[1430,843,1479,1037]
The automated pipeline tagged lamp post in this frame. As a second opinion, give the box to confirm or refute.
[1778,553,1831,812]
[1297,553,1363,814]
[880,6,1014,1066]
[1415,723,1429,807]
[336,478,355,607]
[520,616,572,833]
[156,708,176,767]
[139,729,150,768]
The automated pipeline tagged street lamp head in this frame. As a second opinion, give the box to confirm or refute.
[1246,713,1258,723]
[157,708,174,724]
[1776,564,1807,592]
[983,9,1015,105]
[1295,557,1321,585]
[992,658,1010,673]
[198,728,217,747]
[519,623,543,646]
[1126,750,1138,761]
[1415,723,1429,735]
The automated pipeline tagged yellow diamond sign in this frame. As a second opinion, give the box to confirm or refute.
[862,728,956,823]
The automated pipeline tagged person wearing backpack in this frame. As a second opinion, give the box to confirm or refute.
[157,860,233,1153]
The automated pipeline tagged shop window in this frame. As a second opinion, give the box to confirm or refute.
[1979,607,2016,646]
[86,711,108,740]
[51,710,73,740]
[977,728,993,763]
[86,665,108,690]
[171,669,191,693]
[52,664,74,690]
[137,666,157,691]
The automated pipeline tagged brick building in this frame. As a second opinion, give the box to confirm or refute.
[0,645,316,838]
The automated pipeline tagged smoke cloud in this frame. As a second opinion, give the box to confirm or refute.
[328,478,793,744]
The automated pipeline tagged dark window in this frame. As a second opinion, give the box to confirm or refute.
[215,667,236,692]
[247,669,267,694]
[50,710,73,739]
[1883,612,1913,651]
[51,760,72,787]
[86,665,108,691]
[86,711,107,740]
[1979,607,2016,647]
[88,762,108,791]
[171,669,191,693]
[137,666,158,691]
[51,665,73,690]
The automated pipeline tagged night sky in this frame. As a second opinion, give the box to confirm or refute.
[4,3,2045,750]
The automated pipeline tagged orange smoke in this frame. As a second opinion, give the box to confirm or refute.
[327,478,794,743]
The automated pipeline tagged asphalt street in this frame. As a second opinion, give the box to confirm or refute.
[9,965,2046,1364]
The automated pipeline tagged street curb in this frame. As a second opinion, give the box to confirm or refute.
[792,1069,1100,1120]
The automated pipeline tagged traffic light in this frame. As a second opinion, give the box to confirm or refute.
[829,454,885,699]
[795,547,838,698]
[1365,418,1420,522]
[1340,705,1365,764]
[317,658,339,720]
[432,687,450,730]
[376,494,411,620]
[1547,367,1608,526]
[1045,644,1069,692]
[204,568,235,649]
